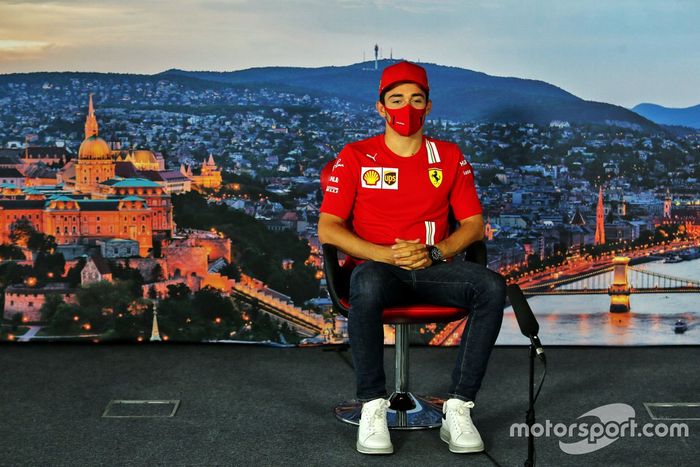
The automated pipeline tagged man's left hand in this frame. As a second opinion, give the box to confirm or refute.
[392,238,432,270]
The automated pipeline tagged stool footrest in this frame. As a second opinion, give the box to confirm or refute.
[334,393,445,430]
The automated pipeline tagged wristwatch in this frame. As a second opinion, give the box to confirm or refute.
[427,245,445,264]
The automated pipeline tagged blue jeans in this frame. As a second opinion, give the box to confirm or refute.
[348,258,506,403]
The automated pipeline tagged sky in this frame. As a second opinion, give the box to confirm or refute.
[0,0,699,108]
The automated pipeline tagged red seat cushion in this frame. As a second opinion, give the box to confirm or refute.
[338,298,467,324]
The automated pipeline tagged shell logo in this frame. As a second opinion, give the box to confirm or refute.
[363,169,381,186]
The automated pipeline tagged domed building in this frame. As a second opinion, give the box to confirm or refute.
[78,135,111,160]
[120,149,163,171]
[74,94,115,193]
[0,93,183,261]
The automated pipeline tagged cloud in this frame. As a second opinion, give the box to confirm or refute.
[0,1,697,106]
[0,40,55,61]
[0,1,139,41]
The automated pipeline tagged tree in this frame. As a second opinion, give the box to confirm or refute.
[152,240,162,258]
[10,218,57,253]
[0,244,25,260]
[45,302,80,335]
[151,263,165,282]
[0,262,32,286]
[33,250,65,281]
[39,294,65,322]
[9,218,34,248]
[192,287,241,338]
[66,257,87,287]
[75,280,138,333]
[109,262,145,297]
[113,298,151,340]
[219,262,241,281]
[28,232,57,253]
[167,283,191,300]
[171,191,320,303]
[10,313,23,331]
[267,264,319,306]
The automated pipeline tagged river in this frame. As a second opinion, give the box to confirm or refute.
[496,258,700,345]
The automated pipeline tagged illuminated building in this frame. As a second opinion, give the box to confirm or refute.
[80,255,113,285]
[42,196,154,256]
[0,95,173,257]
[183,154,222,190]
[3,282,76,322]
[663,188,672,219]
[72,94,115,194]
[595,185,606,245]
[120,149,164,171]
[0,168,25,187]
[22,146,70,166]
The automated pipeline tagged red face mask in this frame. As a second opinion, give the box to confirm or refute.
[384,104,426,136]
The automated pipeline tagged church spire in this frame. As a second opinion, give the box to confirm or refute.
[150,301,162,342]
[84,93,99,139]
[594,185,606,245]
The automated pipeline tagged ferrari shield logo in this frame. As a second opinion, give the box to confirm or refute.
[428,168,443,188]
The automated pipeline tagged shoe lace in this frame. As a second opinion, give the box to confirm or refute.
[364,400,389,433]
[450,401,475,434]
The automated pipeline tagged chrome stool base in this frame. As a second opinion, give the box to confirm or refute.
[334,393,444,430]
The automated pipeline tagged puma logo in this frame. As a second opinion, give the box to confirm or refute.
[365,153,377,162]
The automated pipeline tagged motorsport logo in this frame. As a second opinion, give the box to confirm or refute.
[509,403,690,455]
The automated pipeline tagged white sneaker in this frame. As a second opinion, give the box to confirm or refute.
[356,398,393,455]
[440,398,485,453]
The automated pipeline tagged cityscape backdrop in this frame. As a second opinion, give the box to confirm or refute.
[0,1,698,346]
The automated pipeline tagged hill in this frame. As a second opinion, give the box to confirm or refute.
[632,103,700,129]
[159,60,657,128]
[0,61,659,129]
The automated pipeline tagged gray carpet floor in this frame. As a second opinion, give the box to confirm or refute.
[0,343,698,466]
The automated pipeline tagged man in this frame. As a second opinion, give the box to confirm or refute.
[318,61,506,455]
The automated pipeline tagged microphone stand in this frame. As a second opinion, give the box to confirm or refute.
[525,343,536,467]
[506,283,544,467]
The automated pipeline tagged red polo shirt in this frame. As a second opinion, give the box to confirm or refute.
[320,134,482,246]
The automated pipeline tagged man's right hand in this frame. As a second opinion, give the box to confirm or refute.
[391,238,432,270]
[319,213,399,265]
[319,213,429,268]
[372,244,402,265]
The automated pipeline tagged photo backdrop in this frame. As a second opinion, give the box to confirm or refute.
[1,2,698,347]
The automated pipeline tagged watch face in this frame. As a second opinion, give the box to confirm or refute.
[429,246,442,261]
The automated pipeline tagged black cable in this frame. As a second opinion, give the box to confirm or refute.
[482,450,505,467]
[526,357,547,466]
[534,358,547,405]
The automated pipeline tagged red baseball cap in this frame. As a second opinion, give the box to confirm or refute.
[378,61,429,97]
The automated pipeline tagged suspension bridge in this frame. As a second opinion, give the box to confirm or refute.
[520,256,700,312]
[430,255,700,345]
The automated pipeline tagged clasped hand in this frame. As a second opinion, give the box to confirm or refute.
[390,238,432,270]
